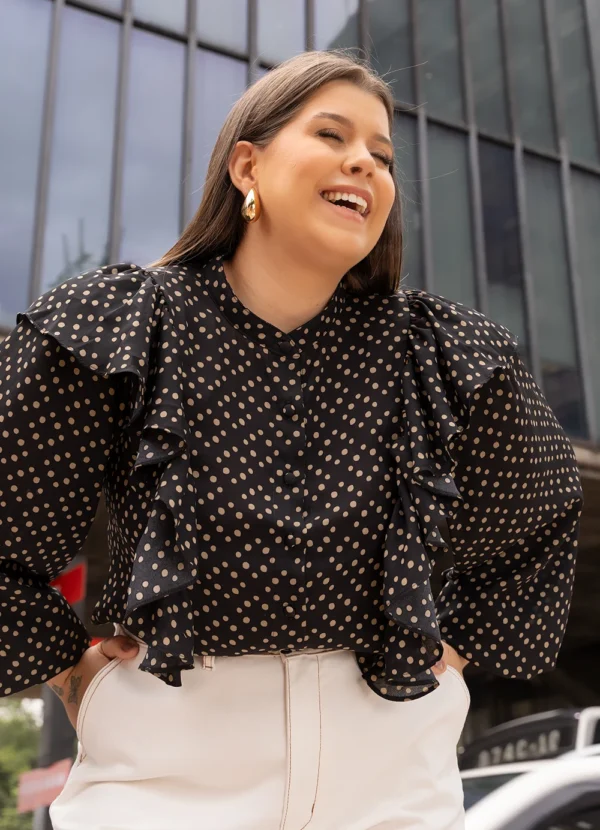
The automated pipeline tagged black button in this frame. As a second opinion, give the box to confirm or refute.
[284,471,302,486]
[279,340,295,354]
[282,403,296,418]
[284,606,295,616]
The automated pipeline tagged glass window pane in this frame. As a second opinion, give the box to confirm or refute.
[531,804,600,829]
[258,0,305,64]
[197,0,247,53]
[133,0,187,33]
[368,0,413,106]
[465,0,510,136]
[505,0,557,150]
[86,0,122,12]
[572,169,600,440]
[0,0,51,328]
[315,0,359,51]
[121,31,185,264]
[191,50,246,216]
[479,140,527,354]
[394,114,422,288]
[427,125,476,307]
[41,7,119,293]
[551,0,600,165]
[417,0,464,122]
[588,0,600,65]
[524,155,587,437]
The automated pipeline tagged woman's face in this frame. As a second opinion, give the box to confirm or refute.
[248,80,397,270]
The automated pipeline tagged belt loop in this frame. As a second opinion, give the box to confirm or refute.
[201,655,215,671]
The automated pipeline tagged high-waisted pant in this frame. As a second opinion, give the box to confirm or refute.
[50,628,470,830]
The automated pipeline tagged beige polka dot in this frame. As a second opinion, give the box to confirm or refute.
[0,257,582,701]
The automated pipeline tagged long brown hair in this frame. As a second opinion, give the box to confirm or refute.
[150,50,403,295]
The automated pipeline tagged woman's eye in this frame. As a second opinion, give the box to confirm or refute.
[374,153,394,169]
[318,129,393,169]
[318,128,343,141]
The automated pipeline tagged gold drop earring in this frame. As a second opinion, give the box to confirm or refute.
[241,187,261,223]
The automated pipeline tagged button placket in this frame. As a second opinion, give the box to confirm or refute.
[274,341,307,636]
[284,469,303,487]
[282,402,297,419]
[277,338,297,357]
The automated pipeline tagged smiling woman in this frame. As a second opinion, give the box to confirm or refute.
[1,49,582,830]
[210,77,398,332]
[153,51,403,304]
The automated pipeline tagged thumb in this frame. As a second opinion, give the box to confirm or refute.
[97,635,139,661]
[432,642,448,676]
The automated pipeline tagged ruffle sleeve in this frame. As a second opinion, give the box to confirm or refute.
[18,264,158,427]
[0,269,144,694]
[358,289,582,700]
[14,264,199,688]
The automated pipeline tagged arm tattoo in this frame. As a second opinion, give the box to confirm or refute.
[50,684,64,698]
[67,674,82,705]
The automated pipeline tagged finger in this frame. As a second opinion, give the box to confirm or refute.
[441,641,469,672]
[431,659,446,676]
[97,635,139,661]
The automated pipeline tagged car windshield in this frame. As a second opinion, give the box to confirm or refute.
[462,772,525,810]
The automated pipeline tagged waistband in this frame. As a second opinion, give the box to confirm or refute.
[113,624,347,671]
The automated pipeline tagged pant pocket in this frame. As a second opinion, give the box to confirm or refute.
[444,665,471,709]
[76,658,123,746]
[73,649,290,789]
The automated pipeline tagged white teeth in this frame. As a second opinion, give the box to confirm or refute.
[321,191,369,215]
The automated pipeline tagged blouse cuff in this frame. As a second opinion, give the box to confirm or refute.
[435,498,582,679]
[0,564,90,696]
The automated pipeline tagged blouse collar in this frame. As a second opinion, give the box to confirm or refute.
[195,254,347,357]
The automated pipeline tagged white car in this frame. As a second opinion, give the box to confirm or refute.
[462,761,551,811]
[463,755,600,829]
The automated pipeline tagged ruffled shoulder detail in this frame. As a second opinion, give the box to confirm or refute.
[16,263,159,427]
[17,264,199,687]
[358,290,519,700]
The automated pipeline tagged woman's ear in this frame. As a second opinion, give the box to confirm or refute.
[228,140,259,196]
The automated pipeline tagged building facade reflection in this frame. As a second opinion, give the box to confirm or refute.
[2,0,600,730]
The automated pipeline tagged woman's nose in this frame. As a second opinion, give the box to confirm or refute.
[342,148,376,176]
[346,157,375,175]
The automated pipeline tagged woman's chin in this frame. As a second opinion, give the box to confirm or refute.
[310,230,371,265]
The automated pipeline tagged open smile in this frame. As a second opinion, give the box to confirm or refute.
[319,190,370,222]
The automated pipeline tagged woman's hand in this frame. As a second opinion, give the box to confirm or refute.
[432,641,469,677]
[46,635,139,731]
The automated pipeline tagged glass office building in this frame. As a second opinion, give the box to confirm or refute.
[2,0,600,722]
[2,0,600,444]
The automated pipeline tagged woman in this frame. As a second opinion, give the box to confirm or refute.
[0,50,582,830]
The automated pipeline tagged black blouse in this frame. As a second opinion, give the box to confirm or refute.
[0,255,583,701]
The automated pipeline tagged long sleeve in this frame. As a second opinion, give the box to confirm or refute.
[0,261,194,693]
[389,288,584,697]
[435,346,583,679]
[0,318,134,696]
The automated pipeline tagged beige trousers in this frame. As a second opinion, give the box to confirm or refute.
[50,630,469,830]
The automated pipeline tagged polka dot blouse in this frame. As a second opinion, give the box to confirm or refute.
[0,254,583,701]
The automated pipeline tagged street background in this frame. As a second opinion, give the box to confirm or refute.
[1,0,600,827]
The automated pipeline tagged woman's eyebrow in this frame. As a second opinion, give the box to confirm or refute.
[310,111,393,149]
